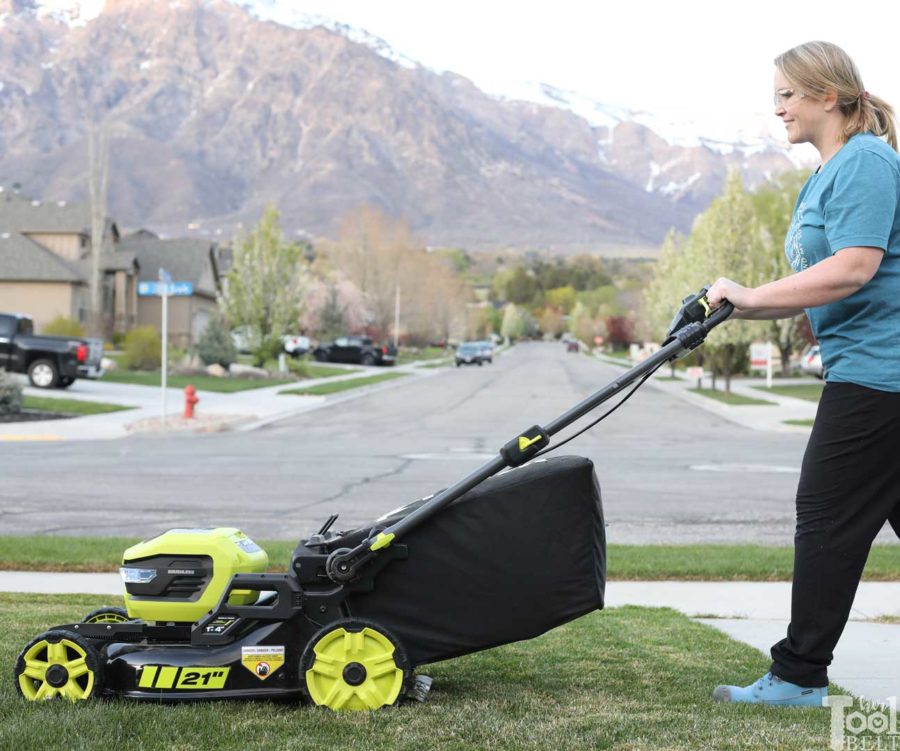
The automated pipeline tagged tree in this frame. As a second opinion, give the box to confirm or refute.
[326,206,469,344]
[503,266,539,305]
[219,207,306,366]
[196,318,237,369]
[751,170,811,372]
[538,307,565,337]
[604,316,635,348]
[643,172,768,391]
[500,303,524,341]
[545,286,577,314]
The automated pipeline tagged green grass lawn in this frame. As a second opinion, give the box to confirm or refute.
[288,361,354,379]
[0,593,838,751]
[2,537,898,581]
[22,396,133,416]
[784,419,815,428]
[395,346,450,365]
[102,370,294,392]
[752,384,824,402]
[691,388,777,406]
[280,371,408,396]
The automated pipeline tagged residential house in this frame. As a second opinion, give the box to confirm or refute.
[0,186,227,346]
[0,186,139,335]
[119,231,224,347]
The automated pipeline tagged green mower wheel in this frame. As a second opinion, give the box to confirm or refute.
[82,606,131,624]
[302,618,409,711]
[14,629,104,701]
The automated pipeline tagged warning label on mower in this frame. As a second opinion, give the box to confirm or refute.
[242,646,285,681]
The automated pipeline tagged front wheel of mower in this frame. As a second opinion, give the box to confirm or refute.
[14,629,104,701]
[301,618,409,711]
[82,606,132,624]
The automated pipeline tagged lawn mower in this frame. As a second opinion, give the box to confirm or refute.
[13,288,732,710]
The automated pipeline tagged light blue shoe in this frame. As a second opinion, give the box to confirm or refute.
[712,672,827,706]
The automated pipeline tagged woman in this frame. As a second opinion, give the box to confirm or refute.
[707,41,900,706]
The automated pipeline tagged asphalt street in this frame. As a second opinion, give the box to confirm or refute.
[0,342,891,546]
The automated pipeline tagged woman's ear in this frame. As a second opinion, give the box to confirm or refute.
[822,88,839,112]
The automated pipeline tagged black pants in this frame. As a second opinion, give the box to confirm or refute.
[770,382,900,687]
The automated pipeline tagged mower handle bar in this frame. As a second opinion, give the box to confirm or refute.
[327,293,734,583]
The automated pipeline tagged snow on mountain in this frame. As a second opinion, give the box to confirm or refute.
[32,0,102,25]
[234,0,419,69]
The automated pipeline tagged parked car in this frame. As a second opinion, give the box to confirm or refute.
[476,340,494,363]
[455,342,486,367]
[282,335,310,357]
[800,345,823,379]
[566,340,580,353]
[313,336,396,366]
[0,312,103,389]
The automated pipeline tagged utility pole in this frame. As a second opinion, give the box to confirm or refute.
[160,268,170,430]
[394,283,400,349]
[88,124,109,339]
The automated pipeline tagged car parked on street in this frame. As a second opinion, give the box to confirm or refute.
[476,340,493,363]
[800,345,823,378]
[282,335,310,357]
[0,312,103,389]
[312,336,396,366]
[455,342,486,367]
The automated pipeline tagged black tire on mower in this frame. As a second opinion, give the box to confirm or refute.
[82,606,132,624]
[300,618,410,711]
[14,629,105,701]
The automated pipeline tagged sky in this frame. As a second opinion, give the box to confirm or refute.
[38,0,899,148]
[246,0,899,145]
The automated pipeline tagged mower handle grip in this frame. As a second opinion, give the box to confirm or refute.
[703,300,734,331]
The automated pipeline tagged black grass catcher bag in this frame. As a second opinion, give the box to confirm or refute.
[317,455,606,667]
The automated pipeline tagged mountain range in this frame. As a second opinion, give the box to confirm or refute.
[0,0,797,252]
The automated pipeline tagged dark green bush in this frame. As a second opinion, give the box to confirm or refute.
[0,371,23,415]
[197,320,237,368]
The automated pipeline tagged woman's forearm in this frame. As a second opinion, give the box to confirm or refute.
[745,248,882,310]
[732,307,806,321]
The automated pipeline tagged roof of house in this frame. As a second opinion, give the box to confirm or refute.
[0,189,134,283]
[118,233,219,297]
[0,190,118,238]
[0,232,84,282]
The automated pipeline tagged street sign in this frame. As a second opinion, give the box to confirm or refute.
[137,281,194,296]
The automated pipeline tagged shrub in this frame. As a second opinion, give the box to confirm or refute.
[42,316,85,338]
[197,320,237,369]
[0,371,23,415]
[252,336,283,368]
[122,326,162,371]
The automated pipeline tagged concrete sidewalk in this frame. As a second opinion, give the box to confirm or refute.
[4,572,897,704]
[594,352,819,433]
[0,360,444,442]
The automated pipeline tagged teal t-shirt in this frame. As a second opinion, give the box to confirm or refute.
[785,132,900,391]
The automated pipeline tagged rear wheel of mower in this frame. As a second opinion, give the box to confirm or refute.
[301,618,409,711]
[14,629,104,701]
[82,606,131,624]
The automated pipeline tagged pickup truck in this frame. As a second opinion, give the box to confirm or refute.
[0,312,104,389]
[312,335,396,366]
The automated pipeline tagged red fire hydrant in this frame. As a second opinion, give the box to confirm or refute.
[184,384,199,419]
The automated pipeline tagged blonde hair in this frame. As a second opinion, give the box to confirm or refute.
[775,41,897,151]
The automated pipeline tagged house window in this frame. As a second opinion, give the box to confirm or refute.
[103,274,115,314]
